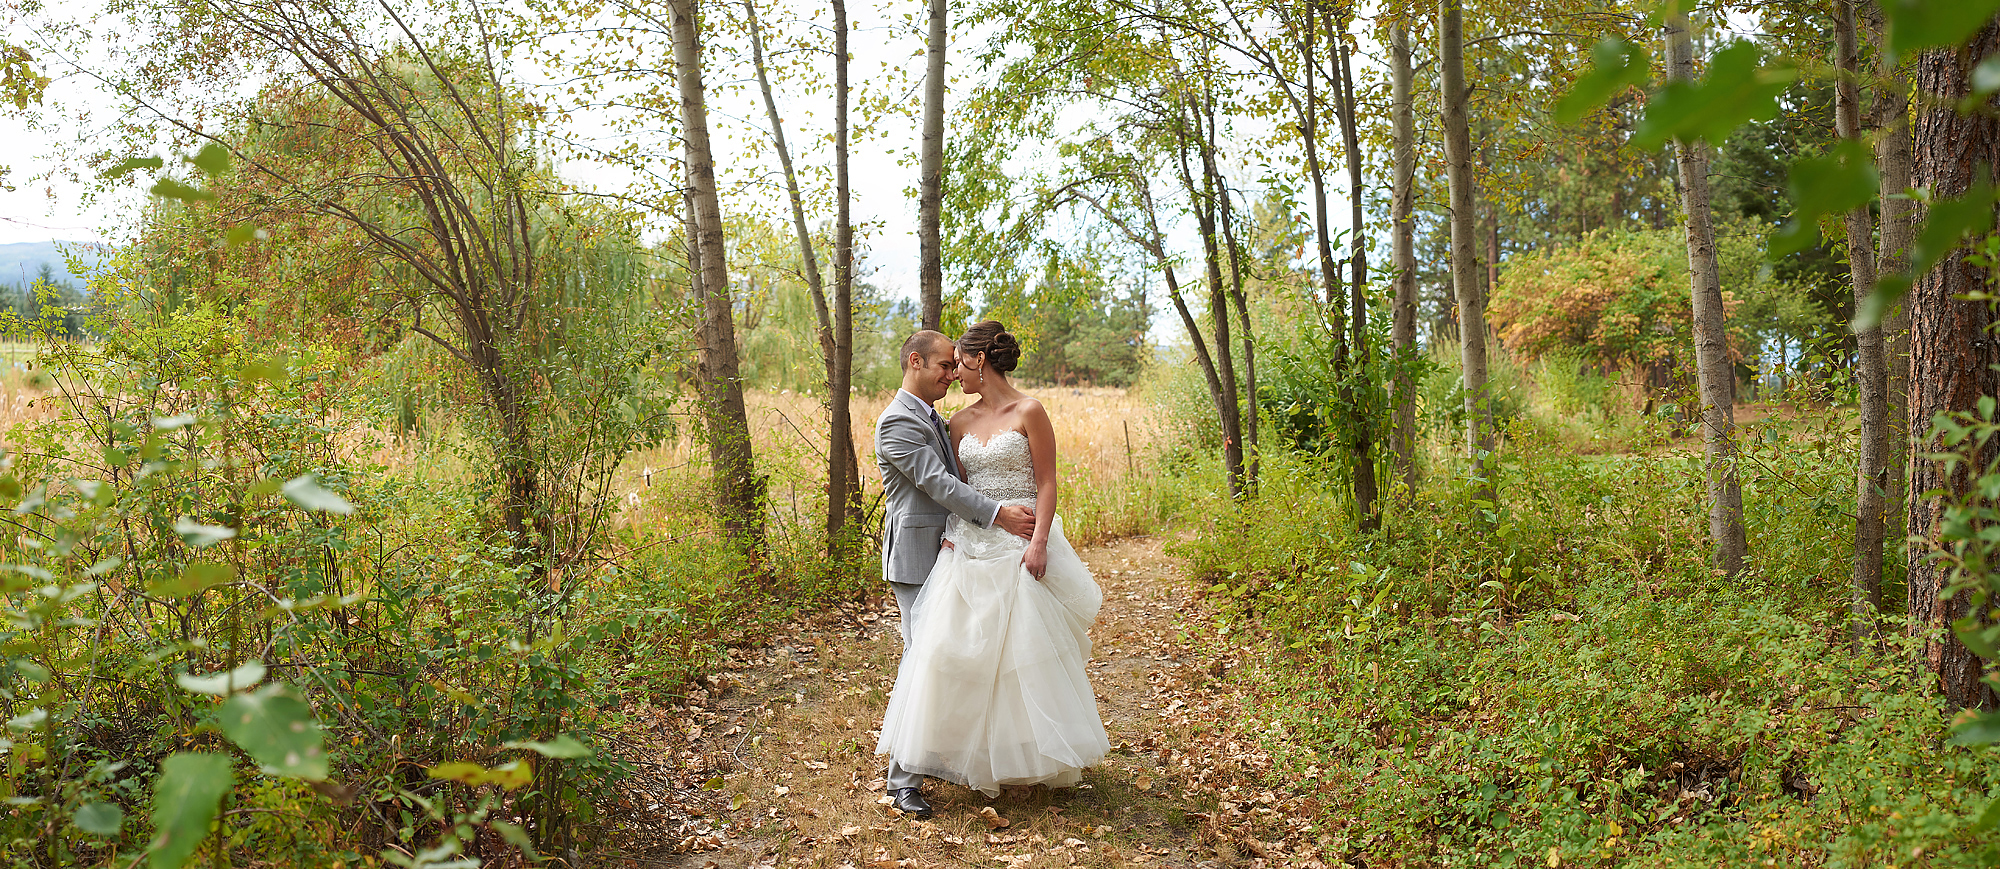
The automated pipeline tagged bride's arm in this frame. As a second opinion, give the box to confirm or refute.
[1022,399,1058,578]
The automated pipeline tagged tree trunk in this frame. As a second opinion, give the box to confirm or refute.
[1664,9,1748,575]
[1211,139,1260,492]
[917,0,947,330]
[744,0,854,547]
[1439,0,1494,480]
[831,0,859,539]
[1867,6,1915,558]
[671,0,765,551]
[1907,20,2000,710]
[1178,98,1245,499]
[1835,0,1886,647]
[1389,17,1419,493]
[1336,37,1380,530]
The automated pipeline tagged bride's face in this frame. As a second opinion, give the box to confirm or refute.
[956,350,987,395]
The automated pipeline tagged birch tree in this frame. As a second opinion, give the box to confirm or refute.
[1662,9,1747,575]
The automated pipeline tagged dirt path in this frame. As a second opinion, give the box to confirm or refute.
[594,535,1331,869]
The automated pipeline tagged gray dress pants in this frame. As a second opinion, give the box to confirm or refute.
[886,580,925,791]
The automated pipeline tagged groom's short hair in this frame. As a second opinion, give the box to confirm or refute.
[899,330,952,370]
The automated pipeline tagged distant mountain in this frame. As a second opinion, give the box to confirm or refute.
[0,241,108,287]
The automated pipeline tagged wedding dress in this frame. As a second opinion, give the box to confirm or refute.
[876,429,1109,797]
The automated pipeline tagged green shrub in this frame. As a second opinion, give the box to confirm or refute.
[1171,430,1997,867]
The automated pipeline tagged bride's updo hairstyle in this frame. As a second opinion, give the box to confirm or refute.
[957,320,1022,374]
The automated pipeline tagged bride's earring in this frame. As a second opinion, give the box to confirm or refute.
[978,366,985,387]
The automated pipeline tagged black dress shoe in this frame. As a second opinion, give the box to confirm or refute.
[888,787,934,819]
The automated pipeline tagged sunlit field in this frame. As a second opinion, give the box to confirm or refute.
[624,384,1177,545]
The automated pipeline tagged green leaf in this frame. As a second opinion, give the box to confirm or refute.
[503,735,593,759]
[1947,709,2000,746]
[1555,38,1651,125]
[491,820,538,859]
[172,518,236,549]
[1774,139,1879,258]
[1909,178,1998,276]
[281,476,354,515]
[176,661,266,696]
[1632,42,1797,149]
[148,753,233,869]
[102,156,163,180]
[188,143,231,177]
[428,758,532,790]
[152,561,236,597]
[1855,178,2000,331]
[74,800,123,837]
[1976,792,2000,831]
[216,683,327,780]
[1880,0,2000,62]
[222,224,267,248]
[152,414,197,430]
[1974,54,2000,97]
[148,178,217,204]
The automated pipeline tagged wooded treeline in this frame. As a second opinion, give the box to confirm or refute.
[1,0,1999,863]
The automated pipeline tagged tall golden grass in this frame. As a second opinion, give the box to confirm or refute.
[623,384,1174,543]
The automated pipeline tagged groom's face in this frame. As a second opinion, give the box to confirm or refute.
[911,346,960,403]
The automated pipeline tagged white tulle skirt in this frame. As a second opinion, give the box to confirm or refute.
[876,502,1109,797]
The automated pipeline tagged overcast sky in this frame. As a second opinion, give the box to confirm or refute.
[0,0,1361,318]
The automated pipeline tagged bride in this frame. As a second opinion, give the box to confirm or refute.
[875,320,1110,799]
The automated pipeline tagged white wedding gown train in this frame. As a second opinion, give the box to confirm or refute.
[876,430,1109,797]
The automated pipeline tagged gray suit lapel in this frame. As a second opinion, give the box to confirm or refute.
[898,391,961,479]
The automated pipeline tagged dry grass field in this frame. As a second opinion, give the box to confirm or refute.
[0,340,1188,548]
[624,385,1180,545]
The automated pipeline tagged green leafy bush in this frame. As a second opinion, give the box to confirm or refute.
[1173,433,1999,866]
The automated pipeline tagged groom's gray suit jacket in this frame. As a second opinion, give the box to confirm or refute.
[876,389,1002,587]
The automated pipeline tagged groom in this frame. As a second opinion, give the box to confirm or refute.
[875,329,1036,819]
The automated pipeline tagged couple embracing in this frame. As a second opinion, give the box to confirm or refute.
[871,321,1109,819]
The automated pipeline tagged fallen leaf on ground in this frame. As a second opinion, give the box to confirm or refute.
[838,825,863,837]
[980,806,1011,829]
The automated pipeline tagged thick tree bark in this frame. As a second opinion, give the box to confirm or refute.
[917,0,946,330]
[1835,0,1886,647]
[1389,17,1419,493]
[1336,37,1380,530]
[1907,21,2000,710]
[744,0,854,545]
[672,0,765,550]
[1440,0,1494,479]
[1664,10,1748,575]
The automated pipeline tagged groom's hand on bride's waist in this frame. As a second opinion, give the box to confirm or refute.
[996,504,1037,538]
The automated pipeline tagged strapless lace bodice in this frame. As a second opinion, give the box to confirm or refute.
[959,430,1037,501]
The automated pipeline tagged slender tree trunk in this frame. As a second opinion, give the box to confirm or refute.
[1211,139,1260,492]
[671,0,765,551]
[1179,98,1245,499]
[831,0,859,535]
[1836,0,1886,647]
[1336,37,1380,530]
[1664,9,1748,575]
[917,0,947,330]
[1389,17,1420,493]
[1907,21,2000,710]
[1303,2,1346,319]
[1440,0,1494,481]
[745,0,854,546]
[1867,6,1915,553]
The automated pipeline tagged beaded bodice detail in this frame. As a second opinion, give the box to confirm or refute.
[959,430,1037,501]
